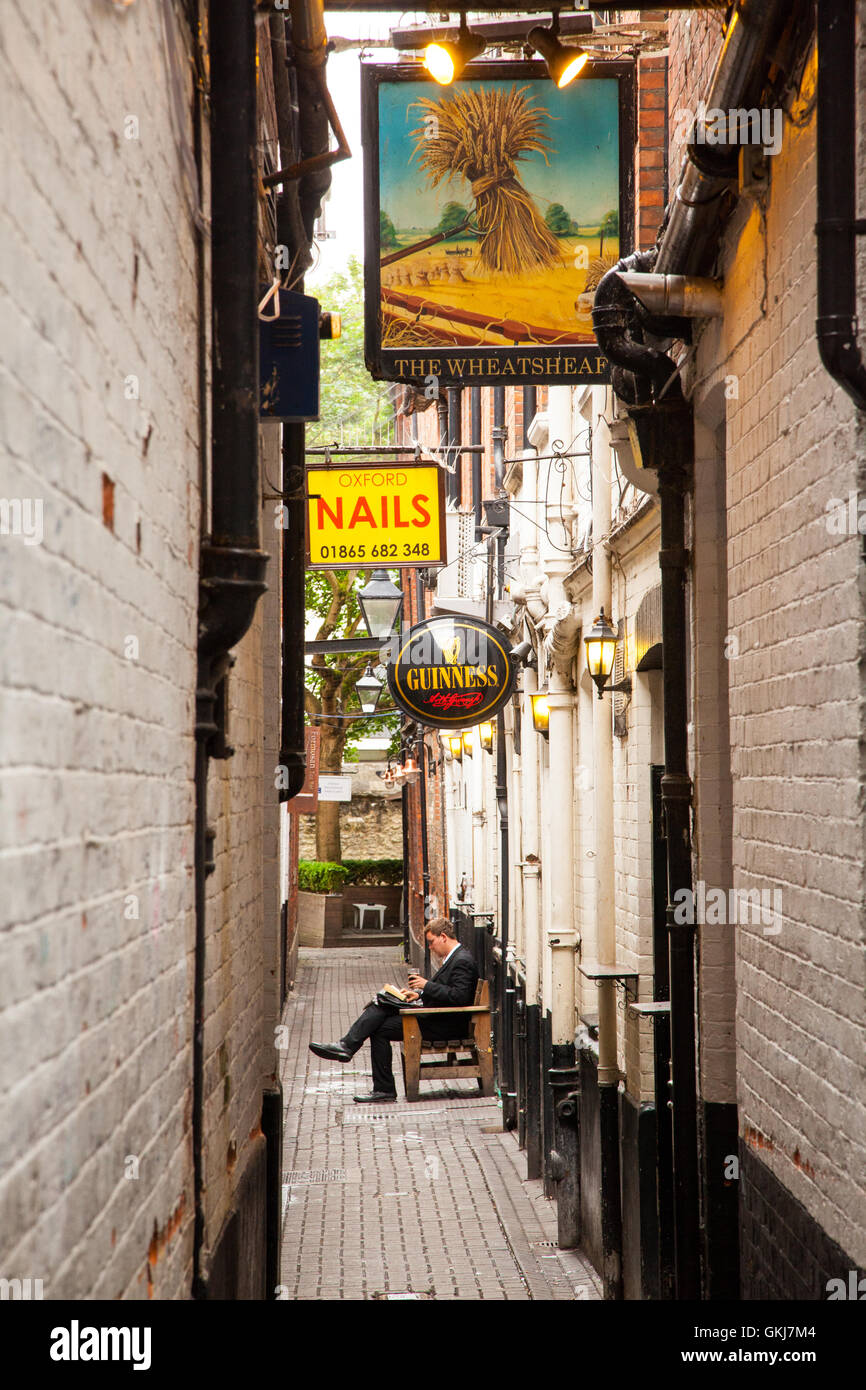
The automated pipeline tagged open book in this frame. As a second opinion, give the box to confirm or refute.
[375,984,418,1009]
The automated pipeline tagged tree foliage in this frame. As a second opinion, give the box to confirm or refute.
[544,202,579,236]
[433,200,472,239]
[379,209,399,248]
[307,256,394,447]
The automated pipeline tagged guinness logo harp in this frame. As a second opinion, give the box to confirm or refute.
[387,617,516,729]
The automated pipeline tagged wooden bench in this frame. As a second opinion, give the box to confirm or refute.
[399,979,494,1102]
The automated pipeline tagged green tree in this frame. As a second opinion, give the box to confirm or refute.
[599,208,619,256]
[433,201,471,239]
[307,256,393,446]
[304,570,400,863]
[544,202,579,237]
[380,209,399,249]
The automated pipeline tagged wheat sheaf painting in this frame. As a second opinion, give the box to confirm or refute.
[374,72,622,353]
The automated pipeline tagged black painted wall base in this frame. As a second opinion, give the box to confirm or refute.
[578,1041,603,1276]
[525,1003,542,1180]
[701,1100,739,1300]
[204,1133,268,1300]
[740,1143,862,1300]
[542,1011,555,1197]
[620,1090,660,1300]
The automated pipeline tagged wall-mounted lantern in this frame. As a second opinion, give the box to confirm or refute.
[584,607,631,699]
[530,689,550,738]
[446,733,464,763]
[478,721,494,753]
[461,730,474,758]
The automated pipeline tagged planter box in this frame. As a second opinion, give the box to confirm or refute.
[297,890,344,948]
[342,884,402,933]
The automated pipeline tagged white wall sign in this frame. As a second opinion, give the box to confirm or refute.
[317,774,352,802]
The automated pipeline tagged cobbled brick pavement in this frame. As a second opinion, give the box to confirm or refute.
[278,947,603,1301]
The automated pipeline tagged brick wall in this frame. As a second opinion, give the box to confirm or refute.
[0,0,201,1298]
[636,54,668,251]
[0,0,285,1299]
[696,36,866,1267]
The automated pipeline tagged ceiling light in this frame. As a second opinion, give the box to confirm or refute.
[528,24,589,89]
[424,18,486,86]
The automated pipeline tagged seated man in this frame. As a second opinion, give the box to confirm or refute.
[309,917,479,1102]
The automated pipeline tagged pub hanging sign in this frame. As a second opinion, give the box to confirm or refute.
[362,60,635,387]
[386,616,516,729]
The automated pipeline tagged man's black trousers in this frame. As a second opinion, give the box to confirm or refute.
[342,1002,407,1094]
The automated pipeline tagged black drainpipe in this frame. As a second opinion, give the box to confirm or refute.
[447,386,463,505]
[471,387,483,541]
[816,0,866,411]
[280,423,308,803]
[490,387,514,1127]
[194,0,269,1299]
[593,261,700,1300]
[521,385,542,1179]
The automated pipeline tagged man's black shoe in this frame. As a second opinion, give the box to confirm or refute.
[309,1040,353,1062]
[353,1091,397,1104]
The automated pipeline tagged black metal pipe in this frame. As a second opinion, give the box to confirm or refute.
[471,387,483,541]
[209,2,260,551]
[492,387,507,597]
[816,0,866,410]
[193,0,269,1299]
[401,777,411,962]
[594,258,700,1298]
[496,709,515,1130]
[280,424,308,802]
[447,386,463,506]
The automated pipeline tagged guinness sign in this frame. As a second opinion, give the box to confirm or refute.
[386,617,515,729]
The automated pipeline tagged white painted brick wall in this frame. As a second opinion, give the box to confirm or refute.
[0,0,280,1298]
[711,38,866,1264]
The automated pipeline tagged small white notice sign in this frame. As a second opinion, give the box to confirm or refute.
[317,774,352,802]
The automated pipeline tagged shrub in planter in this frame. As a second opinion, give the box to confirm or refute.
[298,861,349,894]
[342,858,403,886]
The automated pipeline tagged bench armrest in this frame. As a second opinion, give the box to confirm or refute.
[399,1005,490,1016]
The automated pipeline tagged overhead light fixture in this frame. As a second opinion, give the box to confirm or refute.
[584,607,631,699]
[461,730,474,758]
[401,755,421,785]
[355,664,384,715]
[527,21,589,89]
[447,733,464,763]
[424,17,486,86]
[478,720,494,753]
[530,689,550,738]
[357,569,404,640]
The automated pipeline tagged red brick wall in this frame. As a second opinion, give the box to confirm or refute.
[636,53,668,251]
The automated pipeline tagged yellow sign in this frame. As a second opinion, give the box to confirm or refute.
[306,465,446,569]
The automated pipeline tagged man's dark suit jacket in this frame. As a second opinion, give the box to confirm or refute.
[415,944,479,1041]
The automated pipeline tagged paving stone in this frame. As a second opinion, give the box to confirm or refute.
[279,946,602,1301]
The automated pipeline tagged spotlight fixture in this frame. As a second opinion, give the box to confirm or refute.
[424,17,486,86]
[527,21,589,90]
[478,721,494,753]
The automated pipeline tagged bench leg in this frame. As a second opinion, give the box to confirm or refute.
[472,1019,495,1097]
[402,1019,422,1102]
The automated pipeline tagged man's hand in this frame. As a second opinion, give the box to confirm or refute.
[403,989,420,1002]
[407,972,427,991]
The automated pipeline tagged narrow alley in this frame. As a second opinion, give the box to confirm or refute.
[278,948,602,1301]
